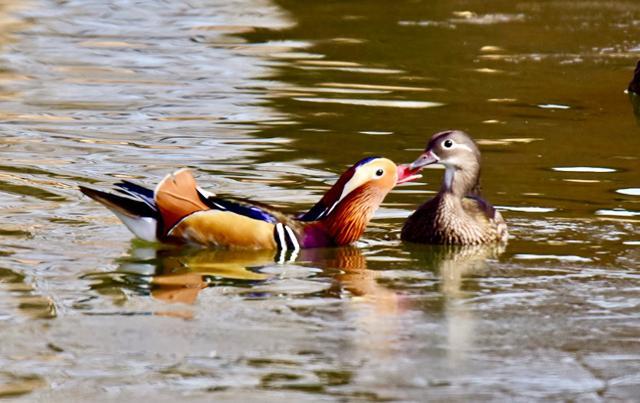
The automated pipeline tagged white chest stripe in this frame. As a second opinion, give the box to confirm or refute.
[275,223,300,250]
[275,223,288,251]
[275,223,300,263]
[284,225,300,251]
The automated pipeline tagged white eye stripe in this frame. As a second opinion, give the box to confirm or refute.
[321,161,387,217]
[453,143,475,153]
[331,165,370,209]
[442,140,474,153]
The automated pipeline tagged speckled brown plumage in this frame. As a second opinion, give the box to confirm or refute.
[402,193,508,245]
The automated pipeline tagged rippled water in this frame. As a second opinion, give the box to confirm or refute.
[1,0,640,400]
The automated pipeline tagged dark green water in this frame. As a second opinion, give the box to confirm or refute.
[0,0,639,400]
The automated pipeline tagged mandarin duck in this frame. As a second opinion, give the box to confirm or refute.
[400,130,508,245]
[628,60,640,95]
[80,157,420,252]
[628,61,640,117]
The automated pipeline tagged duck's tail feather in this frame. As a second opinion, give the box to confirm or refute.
[114,180,156,210]
[79,185,159,242]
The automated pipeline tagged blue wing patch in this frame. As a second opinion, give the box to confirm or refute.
[201,195,279,224]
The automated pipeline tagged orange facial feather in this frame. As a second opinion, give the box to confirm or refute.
[323,183,388,246]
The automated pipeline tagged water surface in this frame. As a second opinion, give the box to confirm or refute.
[1,0,640,400]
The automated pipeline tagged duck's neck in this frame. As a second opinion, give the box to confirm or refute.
[441,165,481,198]
[301,186,383,248]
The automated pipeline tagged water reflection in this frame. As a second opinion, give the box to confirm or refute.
[0,372,46,398]
[152,249,273,304]
[1,0,640,399]
[406,244,504,367]
[83,245,271,308]
[629,92,640,123]
[0,266,56,320]
[86,239,509,394]
[86,243,404,307]
[407,244,505,297]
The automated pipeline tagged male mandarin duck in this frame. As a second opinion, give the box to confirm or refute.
[80,156,421,252]
[400,130,509,245]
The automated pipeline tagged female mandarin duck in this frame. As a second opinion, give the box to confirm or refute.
[401,130,508,245]
[80,157,420,252]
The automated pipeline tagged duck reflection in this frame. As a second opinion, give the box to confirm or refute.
[85,240,408,313]
[305,246,402,315]
[92,245,275,305]
[407,243,505,368]
[86,238,504,370]
[408,243,505,296]
[87,240,502,306]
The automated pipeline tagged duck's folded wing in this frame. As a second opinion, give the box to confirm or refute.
[198,194,280,223]
[464,195,497,223]
[197,190,302,227]
[464,195,509,242]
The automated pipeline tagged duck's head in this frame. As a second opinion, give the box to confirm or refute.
[410,130,480,171]
[300,156,419,222]
[407,130,481,195]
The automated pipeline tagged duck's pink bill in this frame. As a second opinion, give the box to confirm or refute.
[396,164,422,184]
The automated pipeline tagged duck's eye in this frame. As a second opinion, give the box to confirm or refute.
[443,139,454,149]
[375,168,384,177]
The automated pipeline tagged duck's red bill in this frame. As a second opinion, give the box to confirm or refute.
[396,164,422,184]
